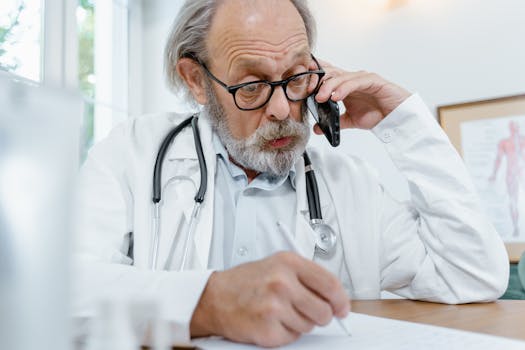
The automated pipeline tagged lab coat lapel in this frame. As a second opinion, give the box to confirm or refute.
[293,159,317,259]
[165,114,200,161]
[191,116,215,269]
[158,114,215,270]
[165,116,201,224]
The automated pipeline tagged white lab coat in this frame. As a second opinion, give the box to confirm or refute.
[73,94,509,345]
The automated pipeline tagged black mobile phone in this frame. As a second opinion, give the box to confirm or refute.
[306,96,340,147]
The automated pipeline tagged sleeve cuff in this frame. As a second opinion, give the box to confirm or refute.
[371,93,438,148]
[156,269,215,346]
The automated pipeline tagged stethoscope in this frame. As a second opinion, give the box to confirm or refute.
[150,115,337,271]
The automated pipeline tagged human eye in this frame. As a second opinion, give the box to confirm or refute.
[239,82,267,96]
[235,82,270,107]
[287,73,319,98]
[288,73,309,87]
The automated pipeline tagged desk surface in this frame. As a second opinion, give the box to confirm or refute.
[351,300,525,341]
[507,243,525,263]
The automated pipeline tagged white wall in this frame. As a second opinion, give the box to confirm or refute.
[310,0,525,110]
[132,0,525,200]
[130,0,189,115]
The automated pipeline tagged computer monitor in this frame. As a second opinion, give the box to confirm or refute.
[0,74,82,350]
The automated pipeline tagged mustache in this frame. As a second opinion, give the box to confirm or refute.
[253,118,308,146]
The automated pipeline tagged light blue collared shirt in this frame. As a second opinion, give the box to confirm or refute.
[208,133,298,270]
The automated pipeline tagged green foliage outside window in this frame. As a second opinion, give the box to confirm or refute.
[0,3,24,72]
[1,0,98,160]
[78,0,95,158]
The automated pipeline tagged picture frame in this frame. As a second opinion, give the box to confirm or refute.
[438,94,525,263]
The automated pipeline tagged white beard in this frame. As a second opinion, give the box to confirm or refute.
[203,86,310,178]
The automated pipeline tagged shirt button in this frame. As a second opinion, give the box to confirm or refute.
[237,246,248,256]
[382,131,392,143]
[244,188,257,196]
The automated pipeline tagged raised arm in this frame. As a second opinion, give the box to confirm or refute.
[314,60,508,303]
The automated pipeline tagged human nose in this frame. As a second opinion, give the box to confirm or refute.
[264,85,291,121]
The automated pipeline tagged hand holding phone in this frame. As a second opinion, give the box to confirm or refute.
[306,96,340,147]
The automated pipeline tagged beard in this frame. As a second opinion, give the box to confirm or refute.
[203,84,310,178]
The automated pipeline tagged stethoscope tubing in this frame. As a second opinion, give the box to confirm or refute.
[150,115,335,270]
[150,115,198,270]
[152,116,194,204]
[303,152,322,220]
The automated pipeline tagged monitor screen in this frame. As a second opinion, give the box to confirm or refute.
[0,75,82,350]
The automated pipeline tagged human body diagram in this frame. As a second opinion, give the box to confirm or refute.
[489,121,525,237]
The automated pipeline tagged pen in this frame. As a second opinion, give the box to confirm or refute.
[275,222,351,336]
[336,317,351,336]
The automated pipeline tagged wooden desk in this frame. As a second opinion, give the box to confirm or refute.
[506,243,525,263]
[351,300,525,341]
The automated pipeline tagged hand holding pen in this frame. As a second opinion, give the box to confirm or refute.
[190,252,351,347]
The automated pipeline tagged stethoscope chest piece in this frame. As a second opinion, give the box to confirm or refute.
[310,218,337,257]
[303,152,337,258]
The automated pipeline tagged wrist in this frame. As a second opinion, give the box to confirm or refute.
[189,271,222,337]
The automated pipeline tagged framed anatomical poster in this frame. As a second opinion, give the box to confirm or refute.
[438,94,525,263]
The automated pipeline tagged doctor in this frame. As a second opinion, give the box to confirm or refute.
[74,0,509,347]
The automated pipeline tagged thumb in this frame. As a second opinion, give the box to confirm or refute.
[313,124,323,135]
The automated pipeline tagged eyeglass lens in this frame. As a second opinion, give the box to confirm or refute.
[235,72,320,110]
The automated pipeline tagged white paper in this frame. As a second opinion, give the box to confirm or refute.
[193,313,525,350]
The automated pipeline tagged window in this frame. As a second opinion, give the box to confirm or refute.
[1,0,130,161]
[77,0,129,157]
[77,0,95,155]
[0,0,43,81]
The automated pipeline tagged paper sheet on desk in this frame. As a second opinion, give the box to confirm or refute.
[193,313,525,350]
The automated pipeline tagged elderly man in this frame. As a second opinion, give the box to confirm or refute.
[74,0,509,347]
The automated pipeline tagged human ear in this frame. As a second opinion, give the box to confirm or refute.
[176,58,208,104]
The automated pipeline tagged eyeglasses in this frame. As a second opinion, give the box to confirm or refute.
[187,54,325,111]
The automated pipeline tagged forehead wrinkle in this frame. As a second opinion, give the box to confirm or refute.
[213,30,307,58]
[207,0,310,79]
[214,29,307,54]
[233,48,310,71]
[229,48,310,75]
[217,34,310,76]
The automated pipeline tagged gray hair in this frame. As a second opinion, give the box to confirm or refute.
[164,0,317,101]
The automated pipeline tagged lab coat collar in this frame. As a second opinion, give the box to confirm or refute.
[165,111,210,161]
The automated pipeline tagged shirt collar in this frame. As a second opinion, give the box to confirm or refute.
[212,131,297,190]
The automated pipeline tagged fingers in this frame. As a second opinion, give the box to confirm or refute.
[270,253,349,319]
[312,62,411,128]
[280,304,317,334]
[290,280,334,326]
[252,323,300,348]
[316,70,378,103]
[295,258,351,318]
[199,252,350,347]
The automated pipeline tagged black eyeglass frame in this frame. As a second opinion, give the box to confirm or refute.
[184,53,326,111]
